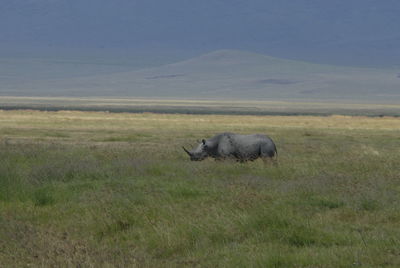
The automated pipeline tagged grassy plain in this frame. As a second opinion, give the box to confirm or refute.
[0,110,399,267]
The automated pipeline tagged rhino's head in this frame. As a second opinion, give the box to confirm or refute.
[183,139,209,161]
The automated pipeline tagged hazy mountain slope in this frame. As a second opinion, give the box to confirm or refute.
[0,52,184,96]
[1,50,399,102]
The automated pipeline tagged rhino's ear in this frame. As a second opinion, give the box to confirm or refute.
[202,139,206,145]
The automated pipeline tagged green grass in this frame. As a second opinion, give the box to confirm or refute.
[0,110,399,267]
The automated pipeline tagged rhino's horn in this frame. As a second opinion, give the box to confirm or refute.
[182,146,192,156]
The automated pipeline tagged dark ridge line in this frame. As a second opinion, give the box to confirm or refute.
[0,105,398,117]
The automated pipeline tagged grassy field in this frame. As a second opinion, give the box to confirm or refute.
[0,110,399,267]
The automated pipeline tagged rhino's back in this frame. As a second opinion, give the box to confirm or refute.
[230,133,274,154]
[231,133,273,146]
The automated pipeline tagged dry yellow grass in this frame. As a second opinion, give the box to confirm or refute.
[1,96,400,117]
[1,110,399,141]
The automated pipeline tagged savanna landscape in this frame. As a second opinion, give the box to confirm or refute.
[1,108,399,267]
[2,1,400,267]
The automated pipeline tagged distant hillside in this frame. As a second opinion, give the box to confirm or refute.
[1,50,399,103]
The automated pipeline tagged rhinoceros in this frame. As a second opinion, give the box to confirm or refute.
[183,132,277,162]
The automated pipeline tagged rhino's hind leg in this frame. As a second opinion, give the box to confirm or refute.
[262,156,278,166]
[271,156,278,166]
[260,143,278,166]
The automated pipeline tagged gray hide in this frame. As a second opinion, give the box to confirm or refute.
[183,132,277,162]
